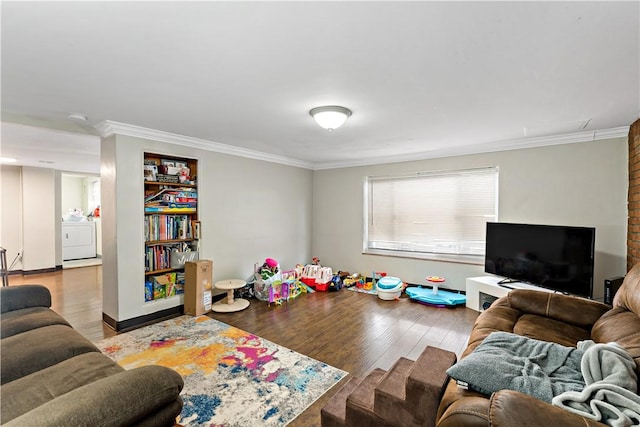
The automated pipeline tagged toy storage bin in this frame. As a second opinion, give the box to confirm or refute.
[301,277,316,288]
[301,264,320,288]
[314,267,333,292]
[376,276,403,300]
[315,282,329,291]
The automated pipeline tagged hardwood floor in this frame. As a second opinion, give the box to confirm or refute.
[8,266,114,342]
[8,267,479,426]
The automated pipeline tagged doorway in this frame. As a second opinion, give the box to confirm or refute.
[61,174,102,268]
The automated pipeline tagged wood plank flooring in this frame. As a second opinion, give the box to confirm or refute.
[8,266,113,342]
[8,267,479,426]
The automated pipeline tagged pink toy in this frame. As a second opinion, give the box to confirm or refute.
[265,258,278,268]
[268,282,289,306]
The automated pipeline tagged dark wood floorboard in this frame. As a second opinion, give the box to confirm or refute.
[8,267,479,427]
[8,266,115,342]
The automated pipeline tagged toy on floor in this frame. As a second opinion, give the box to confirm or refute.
[376,276,404,300]
[343,273,364,288]
[253,258,282,301]
[372,271,387,287]
[315,267,334,291]
[426,275,445,294]
[328,272,347,292]
[268,281,288,306]
[267,269,312,305]
[301,264,321,288]
[405,276,466,307]
[358,271,387,291]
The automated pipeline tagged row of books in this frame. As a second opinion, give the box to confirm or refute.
[145,245,172,272]
[145,188,198,213]
[144,215,195,241]
[145,242,198,272]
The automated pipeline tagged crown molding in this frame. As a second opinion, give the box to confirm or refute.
[95,120,314,170]
[312,126,630,170]
[95,121,629,171]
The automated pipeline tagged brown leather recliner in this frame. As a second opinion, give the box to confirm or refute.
[436,264,640,426]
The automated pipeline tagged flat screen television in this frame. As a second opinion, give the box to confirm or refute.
[484,222,595,298]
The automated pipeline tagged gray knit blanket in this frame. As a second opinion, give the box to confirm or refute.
[552,341,640,427]
[446,331,586,402]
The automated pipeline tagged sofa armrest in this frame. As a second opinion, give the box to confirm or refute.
[1,285,51,313]
[3,365,184,427]
[507,290,610,329]
[489,390,603,427]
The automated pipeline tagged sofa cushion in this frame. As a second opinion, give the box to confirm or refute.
[1,352,124,424]
[1,307,71,338]
[462,303,522,358]
[0,285,51,313]
[463,303,592,358]
[508,290,610,330]
[513,314,591,347]
[1,324,99,384]
[3,365,184,427]
[446,332,585,402]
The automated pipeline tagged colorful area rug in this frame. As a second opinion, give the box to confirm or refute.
[96,315,347,426]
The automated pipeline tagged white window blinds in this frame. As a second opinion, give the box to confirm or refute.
[364,167,498,260]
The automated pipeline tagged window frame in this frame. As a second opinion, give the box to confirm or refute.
[362,167,499,265]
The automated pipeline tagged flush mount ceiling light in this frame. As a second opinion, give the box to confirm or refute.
[309,105,352,131]
[0,157,17,163]
[68,113,88,121]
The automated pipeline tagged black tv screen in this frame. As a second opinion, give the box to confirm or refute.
[484,222,595,298]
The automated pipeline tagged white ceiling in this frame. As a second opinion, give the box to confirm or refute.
[1,1,639,174]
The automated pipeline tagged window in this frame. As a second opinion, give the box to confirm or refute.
[364,167,498,263]
[86,178,101,213]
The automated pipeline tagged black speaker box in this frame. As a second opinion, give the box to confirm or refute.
[604,276,624,305]
[479,292,499,311]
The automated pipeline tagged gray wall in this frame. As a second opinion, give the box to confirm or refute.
[61,175,84,216]
[101,134,313,322]
[312,137,628,301]
[1,167,94,271]
[1,165,24,271]
[21,167,57,271]
[1,134,627,318]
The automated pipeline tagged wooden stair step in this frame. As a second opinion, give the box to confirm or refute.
[321,377,361,427]
[345,368,393,427]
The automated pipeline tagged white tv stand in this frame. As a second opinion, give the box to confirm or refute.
[466,276,553,312]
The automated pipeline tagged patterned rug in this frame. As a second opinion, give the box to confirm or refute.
[96,315,347,426]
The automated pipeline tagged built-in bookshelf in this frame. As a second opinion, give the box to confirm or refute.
[143,153,199,303]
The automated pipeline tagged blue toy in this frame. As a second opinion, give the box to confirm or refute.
[405,276,466,307]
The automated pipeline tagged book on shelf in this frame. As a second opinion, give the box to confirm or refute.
[143,154,198,303]
[192,220,201,239]
[144,206,197,213]
[144,188,198,203]
[145,215,193,241]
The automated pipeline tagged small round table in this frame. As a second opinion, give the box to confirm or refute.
[211,279,250,313]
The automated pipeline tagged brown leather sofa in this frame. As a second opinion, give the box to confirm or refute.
[436,264,640,426]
